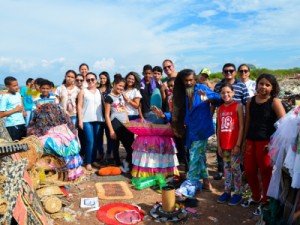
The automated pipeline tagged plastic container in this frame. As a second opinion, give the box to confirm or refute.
[133,176,157,190]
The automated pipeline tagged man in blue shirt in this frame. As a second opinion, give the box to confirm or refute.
[172,69,221,194]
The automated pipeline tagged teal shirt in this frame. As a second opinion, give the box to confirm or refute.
[20,86,34,111]
[0,92,25,127]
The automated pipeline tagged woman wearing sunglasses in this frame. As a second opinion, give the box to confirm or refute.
[238,64,256,97]
[75,74,84,90]
[77,72,104,171]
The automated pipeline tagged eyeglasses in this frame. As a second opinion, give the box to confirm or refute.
[163,65,172,70]
[76,79,83,82]
[223,69,235,74]
[86,78,95,83]
[239,70,249,73]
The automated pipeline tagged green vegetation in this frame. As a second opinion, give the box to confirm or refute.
[210,67,300,81]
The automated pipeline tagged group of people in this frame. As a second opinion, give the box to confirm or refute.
[0,60,286,216]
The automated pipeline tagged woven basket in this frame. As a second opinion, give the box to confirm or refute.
[0,198,9,215]
[36,154,68,182]
[36,186,64,198]
[29,166,41,190]
[18,135,43,170]
[42,196,62,214]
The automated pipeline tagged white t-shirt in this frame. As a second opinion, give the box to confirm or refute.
[244,79,256,97]
[125,88,142,116]
[82,89,104,122]
[55,85,80,117]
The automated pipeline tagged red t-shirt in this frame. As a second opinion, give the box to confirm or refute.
[218,101,240,150]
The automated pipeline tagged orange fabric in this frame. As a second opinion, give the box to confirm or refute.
[98,167,122,176]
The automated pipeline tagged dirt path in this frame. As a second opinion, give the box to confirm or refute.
[54,136,260,225]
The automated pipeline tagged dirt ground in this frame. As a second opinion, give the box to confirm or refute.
[52,135,261,225]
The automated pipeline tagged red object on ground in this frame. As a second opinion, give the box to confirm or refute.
[96,203,144,225]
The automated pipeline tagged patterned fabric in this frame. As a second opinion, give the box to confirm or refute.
[39,124,79,157]
[13,171,49,225]
[0,159,27,224]
[131,166,179,178]
[132,151,179,168]
[187,139,209,180]
[124,122,174,136]
[132,136,176,154]
[68,166,84,181]
[223,150,242,194]
[63,154,83,169]
[27,103,76,137]
[0,118,12,141]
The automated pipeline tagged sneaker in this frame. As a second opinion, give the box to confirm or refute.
[228,194,242,206]
[253,204,262,216]
[217,192,231,203]
[122,159,129,171]
[213,172,223,180]
[241,197,261,208]
[119,165,129,173]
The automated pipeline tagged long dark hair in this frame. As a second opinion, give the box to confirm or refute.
[62,70,77,84]
[256,73,280,97]
[125,71,141,90]
[99,71,112,90]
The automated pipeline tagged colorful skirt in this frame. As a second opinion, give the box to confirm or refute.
[131,135,179,178]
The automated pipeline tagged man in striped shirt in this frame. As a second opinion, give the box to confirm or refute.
[213,63,250,180]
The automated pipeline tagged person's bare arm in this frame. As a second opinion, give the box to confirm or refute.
[272,98,286,119]
[77,90,84,130]
[233,104,244,156]
[105,103,117,140]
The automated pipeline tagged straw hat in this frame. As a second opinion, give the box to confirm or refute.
[37,186,64,198]
[42,196,62,214]
[36,154,68,182]
[18,135,43,170]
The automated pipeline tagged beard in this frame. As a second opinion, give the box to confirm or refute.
[185,86,194,98]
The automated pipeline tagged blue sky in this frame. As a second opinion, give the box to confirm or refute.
[1,0,300,85]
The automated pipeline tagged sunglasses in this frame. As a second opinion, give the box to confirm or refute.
[223,69,235,74]
[86,78,95,83]
[163,65,172,70]
[239,70,249,73]
[76,79,83,82]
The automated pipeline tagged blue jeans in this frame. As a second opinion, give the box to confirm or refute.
[99,122,113,158]
[83,121,102,165]
[70,116,77,127]
[24,110,32,127]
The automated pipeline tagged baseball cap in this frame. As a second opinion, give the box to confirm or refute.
[199,68,211,76]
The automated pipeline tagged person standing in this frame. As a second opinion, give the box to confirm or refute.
[98,71,113,162]
[105,75,134,172]
[77,72,104,171]
[241,74,285,216]
[197,68,213,90]
[172,69,221,195]
[238,64,256,97]
[55,70,80,126]
[216,83,244,205]
[0,76,26,140]
[213,63,250,180]
[20,78,34,127]
[140,64,161,121]
[79,63,89,88]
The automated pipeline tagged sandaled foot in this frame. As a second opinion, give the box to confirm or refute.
[86,164,92,171]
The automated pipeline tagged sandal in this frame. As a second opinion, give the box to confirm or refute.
[241,197,261,208]
[86,164,92,171]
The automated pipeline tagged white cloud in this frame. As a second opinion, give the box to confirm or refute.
[41,57,65,68]
[93,58,116,71]
[198,10,218,18]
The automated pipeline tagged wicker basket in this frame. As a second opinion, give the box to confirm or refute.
[18,135,43,170]
[36,186,64,198]
[42,196,62,214]
[35,154,68,182]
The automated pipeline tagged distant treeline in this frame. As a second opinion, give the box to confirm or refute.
[209,67,300,80]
